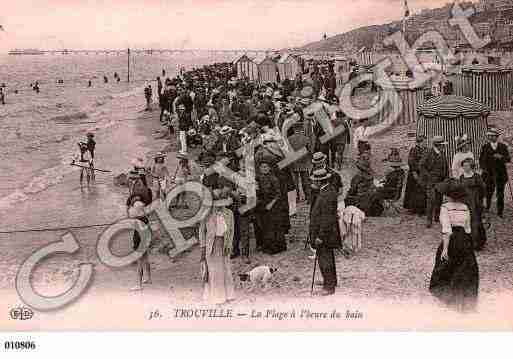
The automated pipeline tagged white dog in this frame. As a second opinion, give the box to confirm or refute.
[238,265,278,290]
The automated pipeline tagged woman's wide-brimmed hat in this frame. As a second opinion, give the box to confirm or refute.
[384,148,403,167]
[299,86,314,99]
[461,156,475,167]
[261,132,277,143]
[311,152,327,164]
[86,132,95,138]
[455,134,472,150]
[310,168,332,182]
[212,189,233,207]
[445,181,467,202]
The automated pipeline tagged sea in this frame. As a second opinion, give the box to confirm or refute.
[0,52,232,212]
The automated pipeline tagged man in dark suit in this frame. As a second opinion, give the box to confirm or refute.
[419,135,449,228]
[309,169,341,296]
[479,128,511,218]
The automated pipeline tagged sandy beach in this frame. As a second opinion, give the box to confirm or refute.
[2,90,513,330]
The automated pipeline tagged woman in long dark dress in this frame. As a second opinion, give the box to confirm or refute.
[429,182,479,312]
[459,158,487,251]
[256,161,287,255]
[403,135,427,215]
[254,136,292,235]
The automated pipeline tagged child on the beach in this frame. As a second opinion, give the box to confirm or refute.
[126,190,152,291]
[170,152,196,209]
[150,152,169,201]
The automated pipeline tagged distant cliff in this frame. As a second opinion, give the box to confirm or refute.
[299,1,513,52]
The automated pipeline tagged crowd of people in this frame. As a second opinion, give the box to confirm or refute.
[122,60,511,311]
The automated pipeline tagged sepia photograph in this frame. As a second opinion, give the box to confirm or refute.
[1,1,513,345]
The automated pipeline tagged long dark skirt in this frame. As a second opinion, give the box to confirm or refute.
[257,209,287,255]
[429,227,479,312]
[276,169,292,234]
[403,173,426,215]
[470,208,487,251]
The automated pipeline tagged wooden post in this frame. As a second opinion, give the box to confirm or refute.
[127,48,131,83]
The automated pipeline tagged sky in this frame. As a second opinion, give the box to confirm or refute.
[0,0,452,52]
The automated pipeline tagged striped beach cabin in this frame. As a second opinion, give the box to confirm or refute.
[380,77,425,126]
[277,53,301,81]
[417,96,490,169]
[254,54,278,84]
[459,64,513,111]
[233,53,258,82]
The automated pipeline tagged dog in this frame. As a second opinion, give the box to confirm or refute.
[238,265,278,290]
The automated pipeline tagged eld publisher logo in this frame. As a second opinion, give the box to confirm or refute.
[9,306,34,321]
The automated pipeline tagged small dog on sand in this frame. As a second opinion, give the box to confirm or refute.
[238,265,278,289]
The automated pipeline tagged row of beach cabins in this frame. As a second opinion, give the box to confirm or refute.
[232,48,513,87]
[232,52,352,84]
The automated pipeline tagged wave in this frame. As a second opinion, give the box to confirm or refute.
[0,86,143,211]
[50,111,89,123]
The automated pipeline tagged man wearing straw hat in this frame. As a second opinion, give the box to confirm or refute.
[309,168,341,296]
[479,128,511,218]
[419,135,450,228]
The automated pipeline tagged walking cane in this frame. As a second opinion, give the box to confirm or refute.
[310,251,318,296]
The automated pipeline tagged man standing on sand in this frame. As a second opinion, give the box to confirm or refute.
[309,169,341,296]
[419,136,449,228]
[0,87,5,105]
[479,128,511,218]
[177,103,192,154]
[144,85,153,111]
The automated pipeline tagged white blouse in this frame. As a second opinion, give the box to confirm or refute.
[215,213,227,237]
[451,151,474,179]
[439,202,471,234]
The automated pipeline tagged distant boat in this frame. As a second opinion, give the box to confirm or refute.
[8,49,45,55]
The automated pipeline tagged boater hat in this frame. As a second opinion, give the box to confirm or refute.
[311,152,327,164]
[176,152,190,160]
[300,98,311,106]
[219,125,233,136]
[154,151,166,159]
[432,135,448,145]
[355,159,372,173]
[310,168,332,182]
[486,127,501,137]
[384,148,403,167]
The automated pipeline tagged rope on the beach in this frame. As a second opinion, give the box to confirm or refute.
[0,221,118,235]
